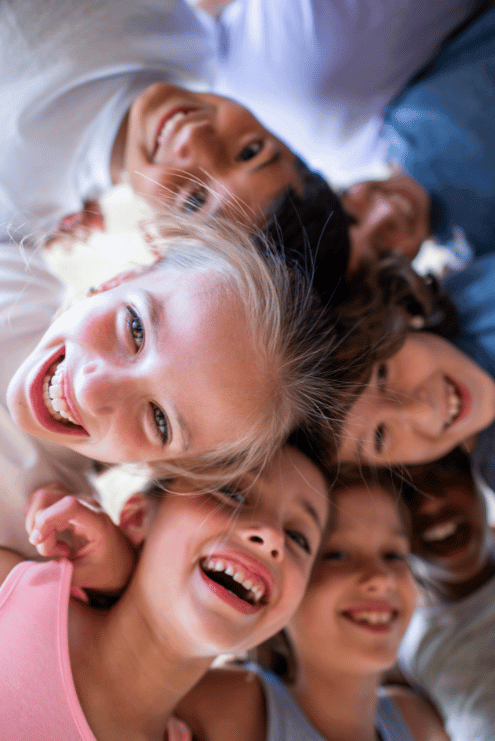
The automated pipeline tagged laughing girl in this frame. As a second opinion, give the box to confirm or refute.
[0,445,329,740]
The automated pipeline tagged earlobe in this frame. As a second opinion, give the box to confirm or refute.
[119,494,151,546]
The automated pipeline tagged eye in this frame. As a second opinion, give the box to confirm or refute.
[151,403,169,446]
[377,363,387,385]
[182,187,207,213]
[322,550,346,561]
[286,529,311,554]
[384,550,408,562]
[237,140,263,162]
[374,424,386,454]
[217,486,247,507]
[127,307,144,350]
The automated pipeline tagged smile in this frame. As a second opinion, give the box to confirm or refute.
[200,557,268,607]
[420,517,471,557]
[29,349,88,437]
[153,107,199,156]
[444,377,463,428]
[342,603,398,632]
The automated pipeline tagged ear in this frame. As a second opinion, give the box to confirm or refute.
[119,494,153,546]
[87,265,152,297]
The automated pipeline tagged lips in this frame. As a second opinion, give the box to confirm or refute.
[29,347,88,437]
[152,106,200,159]
[443,376,471,429]
[342,601,399,632]
[418,515,471,557]
[198,550,274,615]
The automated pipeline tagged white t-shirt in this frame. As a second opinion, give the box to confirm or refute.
[0,0,214,242]
[398,570,495,741]
[212,0,483,183]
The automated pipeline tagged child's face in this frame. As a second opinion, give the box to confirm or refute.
[287,485,417,676]
[7,266,267,464]
[340,167,431,274]
[339,333,495,466]
[135,446,329,657]
[122,84,304,226]
[406,459,491,586]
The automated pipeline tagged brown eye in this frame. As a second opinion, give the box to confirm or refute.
[377,363,387,385]
[374,424,386,454]
[237,141,262,162]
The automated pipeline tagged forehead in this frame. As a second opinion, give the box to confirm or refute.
[330,485,405,537]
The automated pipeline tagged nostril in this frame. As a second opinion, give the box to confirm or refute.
[83,361,99,375]
[270,548,280,559]
[249,535,264,544]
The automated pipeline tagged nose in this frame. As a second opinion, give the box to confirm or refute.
[77,359,137,418]
[240,522,285,562]
[367,386,443,438]
[171,118,224,171]
[360,558,396,593]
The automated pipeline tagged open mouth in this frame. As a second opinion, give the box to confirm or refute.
[444,377,463,429]
[200,557,268,609]
[342,608,398,630]
[420,518,470,557]
[42,358,85,432]
[153,107,199,157]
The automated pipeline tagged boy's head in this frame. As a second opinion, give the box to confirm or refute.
[403,449,493,597]
[116,83,351,305]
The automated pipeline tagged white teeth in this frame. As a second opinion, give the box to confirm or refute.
[43,360,77,425]
[423,520,458,542]
[157,110,187,143]
[445,380,462,426]
[351,611,394,625]
[202,558,266,604]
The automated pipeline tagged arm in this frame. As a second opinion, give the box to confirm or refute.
[26,483,136,594]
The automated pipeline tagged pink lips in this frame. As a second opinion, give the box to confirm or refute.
[153,106,199,156]
[199,549,274,615]
[28,347,88,437]
[446,376,472,426]
[342,601,398,633]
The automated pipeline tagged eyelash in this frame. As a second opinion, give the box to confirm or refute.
[217,486,247,507]
[127,307,169,446]
[183,187,207,213]
[286,529,311,554]
[237,140,263,162]
[372,363,388,455]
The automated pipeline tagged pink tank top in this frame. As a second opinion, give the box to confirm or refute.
[0,559,192,740]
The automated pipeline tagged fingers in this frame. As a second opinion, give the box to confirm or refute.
[25,483,74,536]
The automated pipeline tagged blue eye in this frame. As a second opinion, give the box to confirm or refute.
[286,529,311,554]
[128,307,144,349]
[218,486,247,506]
[151,403,169,446]
[237,141,262,162]
[183,188,207,213]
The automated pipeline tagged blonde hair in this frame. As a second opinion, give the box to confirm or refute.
[139,209,339,486]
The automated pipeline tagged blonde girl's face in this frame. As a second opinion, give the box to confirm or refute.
[338,332,495,467]
[134,446,329,658]
[7,265,268,465]
[287,485,417,676]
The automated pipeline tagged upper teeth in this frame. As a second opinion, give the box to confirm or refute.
[157,110,187,145]
[203,558,265,603]
[43,359,77,425]
[422,520,458,542]
[350,611,394,625]
[445,379,462,426]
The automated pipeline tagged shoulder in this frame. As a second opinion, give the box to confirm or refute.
[0,548,25,588]
[380,685,449,741]
[176,665,266,741]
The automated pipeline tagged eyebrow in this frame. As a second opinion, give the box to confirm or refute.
[251,150,282,173]
[142,289,191,453]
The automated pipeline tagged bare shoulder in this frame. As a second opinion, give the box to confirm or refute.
[176,665,266,741]
[0,548,24,587]
[381,685,450,741]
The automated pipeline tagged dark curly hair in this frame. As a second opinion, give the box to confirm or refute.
[319,253,459,461]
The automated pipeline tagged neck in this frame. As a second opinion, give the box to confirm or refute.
[110,111,129,185]
[69,595,212,741]
[289,662,380,741]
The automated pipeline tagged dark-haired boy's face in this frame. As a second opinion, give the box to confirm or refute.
[406,461,491,585]
[121,83,304,227]
[340,167,431,274]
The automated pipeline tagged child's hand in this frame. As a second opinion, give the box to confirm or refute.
[26,484,136,593]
